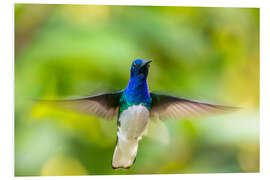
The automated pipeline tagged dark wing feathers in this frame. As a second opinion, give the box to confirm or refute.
[150,92,239,121]
[34,91,122,120]
[35,91,238,121]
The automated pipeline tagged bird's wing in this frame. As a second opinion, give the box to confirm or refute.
[150,92,239,121]
[34,91,123,120]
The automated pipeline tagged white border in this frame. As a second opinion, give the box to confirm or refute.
[1,0,269,180]
[10,0,262,8]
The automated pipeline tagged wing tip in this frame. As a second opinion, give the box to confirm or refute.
[215,105,242,112]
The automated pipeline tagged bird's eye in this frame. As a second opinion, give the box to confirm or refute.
[133,63,138,68]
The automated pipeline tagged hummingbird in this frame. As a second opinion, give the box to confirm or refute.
[36,59,237,169]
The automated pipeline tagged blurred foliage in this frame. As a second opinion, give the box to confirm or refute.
[14,4,259,176]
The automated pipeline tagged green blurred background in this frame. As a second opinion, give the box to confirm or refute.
[14,4,259,176]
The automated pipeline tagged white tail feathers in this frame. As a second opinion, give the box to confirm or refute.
[112,135,139,169]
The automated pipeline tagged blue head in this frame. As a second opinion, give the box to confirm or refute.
[130,59,152,80]
[120,59,152,113]
[123,59,152,106]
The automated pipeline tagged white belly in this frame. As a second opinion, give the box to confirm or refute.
[118,104,150,141]
[112,104,149,169]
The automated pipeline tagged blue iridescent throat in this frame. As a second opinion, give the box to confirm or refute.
[119,76,152,115]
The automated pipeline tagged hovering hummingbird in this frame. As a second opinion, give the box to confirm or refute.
[36,59,237,169]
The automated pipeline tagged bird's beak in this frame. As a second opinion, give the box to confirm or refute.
[142,60,152,67]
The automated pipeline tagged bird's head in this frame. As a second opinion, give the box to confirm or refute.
[130,59,152,80]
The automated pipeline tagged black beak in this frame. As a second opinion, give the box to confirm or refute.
[142,60,152,67]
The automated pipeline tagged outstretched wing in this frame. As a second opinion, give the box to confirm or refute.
[34,91,123,120]
[150,92,239,121]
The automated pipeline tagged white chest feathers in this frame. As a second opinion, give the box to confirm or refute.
[118,104,150,141]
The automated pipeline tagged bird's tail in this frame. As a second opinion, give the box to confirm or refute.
[112,136,139,169]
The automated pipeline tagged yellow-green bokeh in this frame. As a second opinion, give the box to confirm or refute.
[15,4,259,176]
